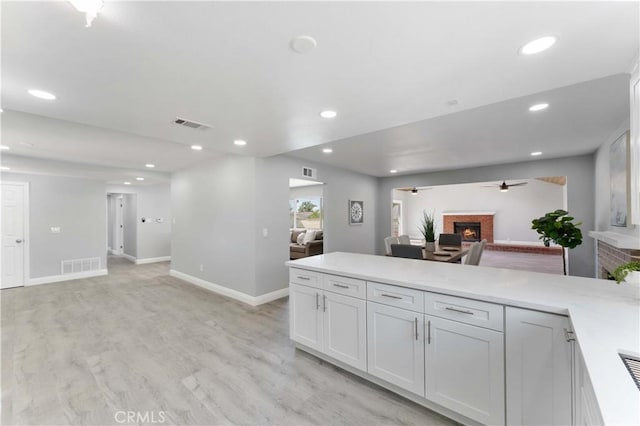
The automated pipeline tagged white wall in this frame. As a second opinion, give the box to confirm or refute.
[378,154,596,277]
[1,172,107,279]
[400,179,565,242]
[594,119,639,238]
[289,184,324,200]
[254,154,379,296]
[171,155,258,296]
[170,153,379,298]
[107,183,172,260]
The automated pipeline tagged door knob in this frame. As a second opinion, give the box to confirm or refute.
[16,239,23,243]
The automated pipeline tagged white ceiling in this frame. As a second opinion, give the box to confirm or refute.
[290,74,630,176]
[0,153,171,186]
[1,1,638,177]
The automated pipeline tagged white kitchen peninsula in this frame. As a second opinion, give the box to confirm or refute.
[286,252,640,426]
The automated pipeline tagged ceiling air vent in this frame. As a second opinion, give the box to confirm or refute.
[172,117,211,130]
[302,167,317,179]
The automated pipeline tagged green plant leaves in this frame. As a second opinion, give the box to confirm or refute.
[531,210,583,250]
[419,210,436,242]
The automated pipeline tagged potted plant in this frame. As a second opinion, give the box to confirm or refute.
[419,210,436,252]
[531,209,583,276]
[612,261,640,284]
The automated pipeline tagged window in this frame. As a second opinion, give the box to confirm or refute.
[290,196,323,229]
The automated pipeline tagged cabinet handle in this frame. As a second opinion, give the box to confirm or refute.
[332,283,349,289]
[316,293,320,310]
[381,293,403,300]
[445,306,474,315]
[323,294,327,312]
[298,276,310,281]
[414,318,419,340]
[564,328,576,342]
[427,320,431,344]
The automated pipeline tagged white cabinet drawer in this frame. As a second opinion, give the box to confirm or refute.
[425,292,503,331]
[290,268,322,289]
[324,274,366,299]
[367,282,424,313]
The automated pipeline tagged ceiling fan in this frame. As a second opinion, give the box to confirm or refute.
[482,181,528,192]
[397,186,433,195]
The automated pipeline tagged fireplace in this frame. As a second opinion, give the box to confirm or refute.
[454,222,481,242]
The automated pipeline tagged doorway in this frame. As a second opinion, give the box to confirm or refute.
[1,182,29,289]
[107,194,124,255]
[107,193,137,262]
[289,178,325,259]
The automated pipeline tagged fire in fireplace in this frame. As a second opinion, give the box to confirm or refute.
[454,222,481,242]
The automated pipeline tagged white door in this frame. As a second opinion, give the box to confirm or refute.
[506,307,573,426]
[367,301,425,396]
[425,315,505,425]
[290,283,323,351]
[1,183,26,289]
[323,291,367,371]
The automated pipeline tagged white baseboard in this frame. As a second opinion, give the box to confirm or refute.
[169,269,288,306]
[136,256,171,265]
[121,253,136,263]
[27,269,108,286]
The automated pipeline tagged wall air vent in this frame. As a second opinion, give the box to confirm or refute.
[302,167,317,179]
[172,117,212,130]
[620,354,640,390]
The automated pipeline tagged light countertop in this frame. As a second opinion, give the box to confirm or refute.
[287,252,640,426]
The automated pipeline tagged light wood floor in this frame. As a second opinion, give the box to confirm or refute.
[1,257,455,426]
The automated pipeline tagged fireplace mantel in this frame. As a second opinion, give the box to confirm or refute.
[442,212,496,216]
[588,231,640,250]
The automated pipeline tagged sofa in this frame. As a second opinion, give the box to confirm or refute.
[290,229,324,259]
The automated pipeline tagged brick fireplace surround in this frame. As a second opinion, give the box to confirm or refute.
[442,213,562,255]
[596,241,640,279]
[443,214,494,243]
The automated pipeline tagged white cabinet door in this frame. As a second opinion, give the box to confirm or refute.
[506,307,573,426]
[290,283,323,351]
[323,291,367,370]
[574,343,604,426]
[367,302,425,396]
[425,316,504,425]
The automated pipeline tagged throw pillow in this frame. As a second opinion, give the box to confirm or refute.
[296,232,306,245]
[302,230,317,245]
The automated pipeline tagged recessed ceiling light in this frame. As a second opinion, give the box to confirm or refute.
[290,35,317,54]
[389,169,398,174]
[145,164,155,168]
[520,36,556,55]
[0,146,9,150]
[1,167,10,171]
[322,148,333,154]
[529,103,549,112]
[530,151,543,156]
[124,182,131,185]
[234,140,247,146]
[0,108,3,113]
[28,89,57,100]
[136,177,144,181]
[320,110,337,119]
[191,145,203,151]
